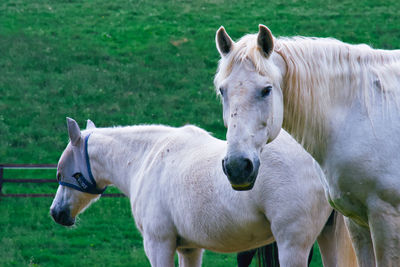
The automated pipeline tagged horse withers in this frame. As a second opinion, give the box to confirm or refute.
[51,118,350,266]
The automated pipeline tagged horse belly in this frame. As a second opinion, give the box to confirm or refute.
[176,215,273,253]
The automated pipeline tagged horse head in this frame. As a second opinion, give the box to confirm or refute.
[50,117,104,226]
[215,25,285,190]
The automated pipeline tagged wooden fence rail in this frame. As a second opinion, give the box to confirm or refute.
[0,164,124,198]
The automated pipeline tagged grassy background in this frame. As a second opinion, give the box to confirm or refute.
[1,0,400,266]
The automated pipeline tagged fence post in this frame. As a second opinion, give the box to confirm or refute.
[0,164,3,196]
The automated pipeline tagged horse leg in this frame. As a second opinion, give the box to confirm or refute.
[253,243,312,267]
[177,248,203,267]
[317,211,358,267]
[269,221,314,267]
[344,217,375,267]
[368,197,400,266]
[275,241,309,267]
[143,236,176,267]
[244,244,281,267]
[271,217,317,267]
[307,246,313,265]
[317,211,336,266]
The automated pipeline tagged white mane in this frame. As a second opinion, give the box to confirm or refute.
[215,33,400,157]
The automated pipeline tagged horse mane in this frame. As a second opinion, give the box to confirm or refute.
[215,33,400,158]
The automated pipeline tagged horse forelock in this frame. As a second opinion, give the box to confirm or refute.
[214,34,282,92]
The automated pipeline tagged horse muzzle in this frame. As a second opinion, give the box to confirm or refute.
[50,206,75,226]
[222,154,260,191]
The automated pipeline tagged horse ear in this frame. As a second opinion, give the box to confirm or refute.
[216,26,234,56]
[257,24,274,58]
[66,117,82,146]
[86,119,96,129]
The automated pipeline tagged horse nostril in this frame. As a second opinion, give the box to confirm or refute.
[222,158,231,177]
[51,209,63,222]
[51,207,74,226]
[243,158,254,175]
[222,159,226,175]
[223,156,255,179]
[59,209,69,220]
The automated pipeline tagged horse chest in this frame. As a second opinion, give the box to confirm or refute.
[324,136,400,226]
[321,97,400,224]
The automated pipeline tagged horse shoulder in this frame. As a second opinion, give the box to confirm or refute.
[257,130,329,218]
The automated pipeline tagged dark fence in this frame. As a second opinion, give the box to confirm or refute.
[0,164,124,197]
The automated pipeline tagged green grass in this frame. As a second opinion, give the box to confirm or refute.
[1,0,400,266]
[0,194,319,267]
[0,164,322,266]
[0,197,145,267]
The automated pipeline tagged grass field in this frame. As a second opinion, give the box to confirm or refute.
[1,0,400,266]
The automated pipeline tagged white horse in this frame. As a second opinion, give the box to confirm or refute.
[214,24,400,266]
[51,118,352,267]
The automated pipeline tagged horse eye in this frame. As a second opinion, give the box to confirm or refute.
[219,87,224,96]
[261,86,272,97]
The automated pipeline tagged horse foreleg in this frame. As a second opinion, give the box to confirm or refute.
[344,217,375,267]
[143,236,176,267]
[317,211,337,266]
[272,220,315,267]
[177,248,203,267]
[276,243,309,267]
[368,197,400,267]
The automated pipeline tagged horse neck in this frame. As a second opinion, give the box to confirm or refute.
[275,37,400,162]
[86,127,171,196]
